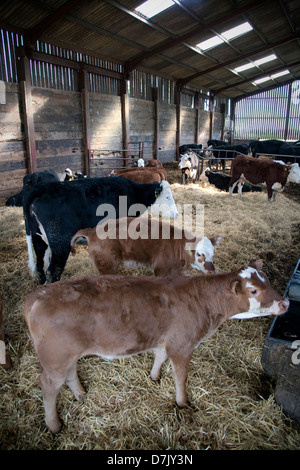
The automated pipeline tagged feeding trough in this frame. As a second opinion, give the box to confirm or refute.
[261,258,300,423]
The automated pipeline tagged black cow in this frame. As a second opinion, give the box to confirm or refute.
[179,144,202,156]
[249,139,300,162]
[249,139,284,158]
[5,169,60,207]
[278,143,300,163]
[202,168,262,193]
[207,140,228,148]
[208,144,249,171]
[23,177,178,284]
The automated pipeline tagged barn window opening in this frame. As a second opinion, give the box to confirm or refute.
[135,0,174,18]
[196,21,253,51]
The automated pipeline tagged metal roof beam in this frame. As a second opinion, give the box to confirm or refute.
[28,0,83,43]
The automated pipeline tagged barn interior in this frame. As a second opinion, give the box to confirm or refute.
[0,0,300,451]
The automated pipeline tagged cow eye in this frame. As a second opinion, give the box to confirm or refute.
[250,289,257,295]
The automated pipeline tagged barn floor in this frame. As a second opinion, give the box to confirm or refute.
[1,165,300,450]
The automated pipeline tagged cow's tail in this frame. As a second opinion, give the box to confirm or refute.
[70,228,91,255]
[22,185,45,276]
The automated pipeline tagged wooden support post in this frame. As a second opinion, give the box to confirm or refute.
[194,93,200,144]
[152,87,159,160]
[209,93,214,141]
[17,47,37,174]
[121,78,130,165]
[176,85,182,161]
[229,99,236,145]
[284,83,292,141]
[220,102,226,141]
[79,67,91,177]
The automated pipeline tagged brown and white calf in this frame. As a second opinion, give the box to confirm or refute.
[71,217,222,275]
[229,154,300,201]
[146,159,163,168]
[24,260,289,433]
[111,167,167,183]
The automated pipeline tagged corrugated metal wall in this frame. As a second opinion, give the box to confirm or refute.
[234,81,300,141]
[0,28,219,110]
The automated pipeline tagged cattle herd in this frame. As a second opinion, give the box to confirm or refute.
[1,137,300,434]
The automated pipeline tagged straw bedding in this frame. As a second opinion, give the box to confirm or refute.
[1,165,300,450]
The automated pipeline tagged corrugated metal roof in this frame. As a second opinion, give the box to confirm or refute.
[0,0,299,98]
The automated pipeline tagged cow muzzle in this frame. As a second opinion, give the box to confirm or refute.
[275,299,290,316]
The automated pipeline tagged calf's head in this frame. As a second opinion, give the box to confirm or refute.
[190,236,223,273]
[230,260,289,319]
[178,154,192,170]
[150,181,178,218]
[287,163,300,184]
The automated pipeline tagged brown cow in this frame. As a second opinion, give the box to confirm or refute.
[0,291,11,369]
[24,260,289,433]
[71,217,223,275]
[229,155,300,201]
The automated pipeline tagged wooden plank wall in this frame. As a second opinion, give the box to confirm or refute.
[158,102,177,162]
[129,98,154,160]
[0,82,225,197]
[32,87,84,174]
[0,83,27,196]
[90,93,122,150]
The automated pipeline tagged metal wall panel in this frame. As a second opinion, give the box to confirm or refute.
[234,81,300,142]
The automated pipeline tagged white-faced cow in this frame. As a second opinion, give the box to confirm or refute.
[71,217,223,275]
[229,155,300,201]
[178,152,200,183]
[23,177,178,284]
[24,260,289,433]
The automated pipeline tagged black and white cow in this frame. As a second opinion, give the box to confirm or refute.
[23,177,178,284]
[5,169,60,207]
[201,168,262,193]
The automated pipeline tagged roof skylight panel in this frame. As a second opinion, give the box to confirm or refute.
[135,0,174,18]
[271,70,290,79]
[232,54,278,74]
[254,54,277,67]
[221,22,253,41]
[252,69,290,85]
[196,21,253,51]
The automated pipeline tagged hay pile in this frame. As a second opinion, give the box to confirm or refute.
[1,174,300,450]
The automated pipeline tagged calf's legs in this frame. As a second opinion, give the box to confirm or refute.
[169,353,192,408]
[151,348,192,408]
[40,361,85,434]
